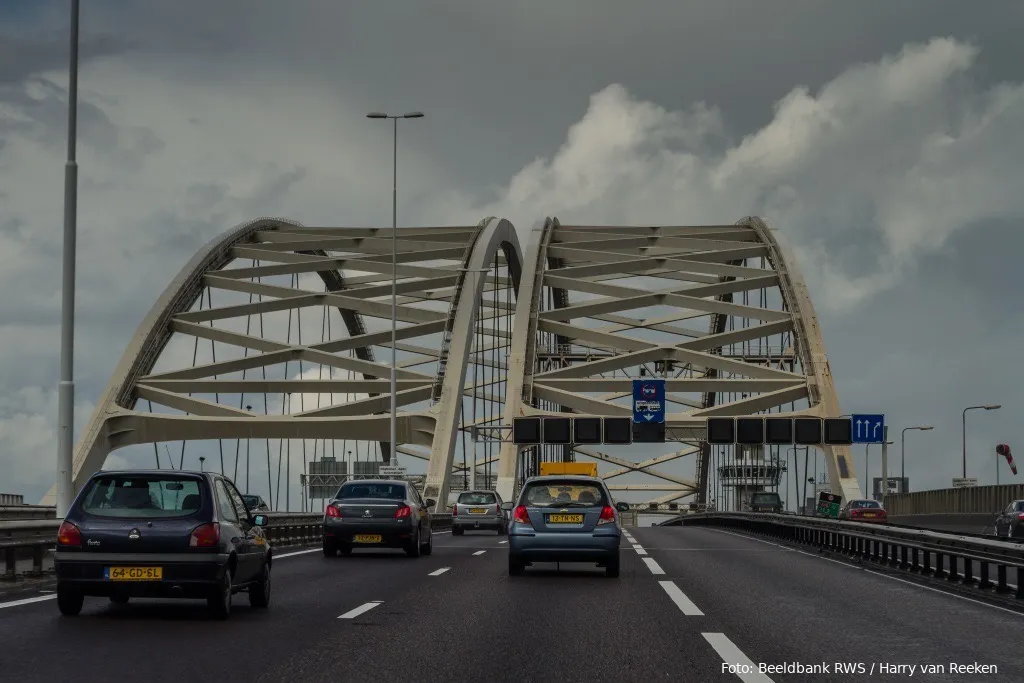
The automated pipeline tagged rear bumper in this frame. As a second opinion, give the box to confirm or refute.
[54,552,229,598]
[508,529,620,562]
[323,519,416,548]
[453,514,503,530]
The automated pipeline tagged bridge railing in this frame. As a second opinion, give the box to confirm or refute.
[1,512,453,580]
[676,512,1024,601]
[884,484,1024,516]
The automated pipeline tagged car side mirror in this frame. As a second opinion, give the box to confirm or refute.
[425,498,436,508]
[501,502,513,511]
[252,514,268,527]
[615,502,630,512]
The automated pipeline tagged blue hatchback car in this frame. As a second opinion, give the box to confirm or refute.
[505,475,621,577]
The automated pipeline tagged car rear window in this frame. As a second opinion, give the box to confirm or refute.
[458,492,497,505]
[751,493,780,504]
[850,500,881,509]
[336,483,406,500]
[522,480,607,508]
[80,475,203,518]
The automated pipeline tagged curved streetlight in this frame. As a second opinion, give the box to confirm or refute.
[901,426,933,488]
[365,111,425,470]
[962,405,1001,479]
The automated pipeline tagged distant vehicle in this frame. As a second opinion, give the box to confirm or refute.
[452,490,506,535]
[747,492,783,513]
[53,470,271,619]
[538,462,598,477]
[241,494,270,512]
[506,475,621,577]
[994,500,1024,539]
[322,479,435,557]
[838,499,887,523]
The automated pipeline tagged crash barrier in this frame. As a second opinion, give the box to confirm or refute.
[678,512,1024,600]
[1,512,454,580]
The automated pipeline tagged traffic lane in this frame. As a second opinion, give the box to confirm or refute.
[0,532,497,683]
[257,538,725,682]
[631,526,1022,682]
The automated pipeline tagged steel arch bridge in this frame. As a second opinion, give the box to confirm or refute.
[45,216,861,511]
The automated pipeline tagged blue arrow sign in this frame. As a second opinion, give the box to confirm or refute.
[852,414,885,444]
[632,379,665,424]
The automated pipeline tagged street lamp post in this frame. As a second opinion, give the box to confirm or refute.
[900,425,933,490]
[366,111,424,469]
[56,0,81,517]
[962,405,1001,479]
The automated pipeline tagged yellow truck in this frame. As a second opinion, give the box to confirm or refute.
[538,462,598,477]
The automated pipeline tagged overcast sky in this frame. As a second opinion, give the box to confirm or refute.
[2,1,1022,505]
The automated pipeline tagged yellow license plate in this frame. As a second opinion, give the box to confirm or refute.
[864,513,876,517]
[353,534,382,543]
[548,514,584,524]
[468,508,487,514]
[105,566,162,581]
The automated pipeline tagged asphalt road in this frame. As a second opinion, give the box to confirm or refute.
[0,526,1020,682]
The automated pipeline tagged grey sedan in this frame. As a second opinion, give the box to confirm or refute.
[452,490,506,535]
[322,479,435,557]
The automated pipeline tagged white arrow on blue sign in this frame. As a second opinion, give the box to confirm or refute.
[851,414,885,444]
[632,379,665,424]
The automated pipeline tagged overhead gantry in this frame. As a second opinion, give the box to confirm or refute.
[495,217,861,507]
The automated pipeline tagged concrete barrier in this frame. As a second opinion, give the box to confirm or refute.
[888,513,997,535]
[885,484,1024,516]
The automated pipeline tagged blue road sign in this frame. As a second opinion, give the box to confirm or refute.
[852,414,885,444]
[632,379,665,424]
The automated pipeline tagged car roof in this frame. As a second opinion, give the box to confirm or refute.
[458,489,498,494]
[339,478,408,485]
[524,474,603,483]
[92,469,207,478]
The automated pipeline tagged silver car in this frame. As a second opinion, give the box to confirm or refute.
[506,475,621,577]
[322,479,435,557]
[452,490,506,535]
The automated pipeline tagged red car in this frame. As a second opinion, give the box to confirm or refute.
[839,499,887,523]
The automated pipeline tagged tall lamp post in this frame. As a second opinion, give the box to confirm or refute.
[962,405,1001,479]
[56,0,81,517]
[900,425,933,490]
[366,111,424,468]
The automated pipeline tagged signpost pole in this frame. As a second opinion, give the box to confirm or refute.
[880,426,888,503]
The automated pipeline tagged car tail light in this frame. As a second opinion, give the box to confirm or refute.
[57,521,81,547]
[325,504,341,518]
[452,505,457,516]
[189,522,220,548]
[598,505,616,525]
[394,505,411,519]
[513,505,531,525]
[1017,513,1024,521]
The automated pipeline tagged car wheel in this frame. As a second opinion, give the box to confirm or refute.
[508,555,525,576]
[323,538,337,557]
[208,568,232,620]
[452,526,463,536]
[497,524,506,536]
[109,595,129,605]
[338,544,352,556]
[605,553,620,578]
[57,585,84,616]
[406,530,422,558]
[249,562,271,609]
[420,530,433,555]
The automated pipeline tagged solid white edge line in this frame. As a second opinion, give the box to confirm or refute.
[659,580,704,615]
[275,548,321,559]
[428,567,451,576]
[0,595,56,610]
[703,527,1024,619]
[642,557,665,575]
[703,632,775,682]
[338,600,383,619]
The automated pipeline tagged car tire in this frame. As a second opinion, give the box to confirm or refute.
[208,568,232,620]
[452,526,463,536]
[420,530,433,556]
[406,530,422,558]
[109,595,129,605]
[249,562,271,609]
[57,585,84,616]
[497,524,506,536]
[605,553,620,578]
[508,555,525,576]
[338,544,352,556]
[323,539,337,557]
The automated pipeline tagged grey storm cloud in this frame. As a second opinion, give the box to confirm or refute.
[0,1,1022,503]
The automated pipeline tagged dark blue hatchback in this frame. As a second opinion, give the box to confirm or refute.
[54,470,272,619]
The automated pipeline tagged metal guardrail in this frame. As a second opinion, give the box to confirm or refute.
[1,512,454,580]
[0,505,56,521]
[678,512,1024,600]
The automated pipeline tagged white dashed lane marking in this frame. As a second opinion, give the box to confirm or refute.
[338,601,383,619]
